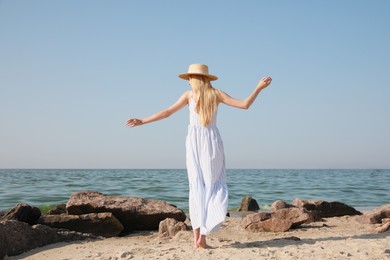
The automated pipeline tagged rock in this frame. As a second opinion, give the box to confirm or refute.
[0,210,7,219]
[1,203,41,225]
[372,221,390,234]
[241,212,271,229]
[271,200,294,212]
[271,207,311,227]
[184,216,192,228]
[242,208,310,232]
[238,196,260,211]
[355,204,390,224]
[368,204,390,224]
[158,218,188,237]
[368,205,390,234]
[355,205,390,225]
[246,217,293,232]
[46,204,67,215]
[66,191,186,232]
[38,212,124,237]
[292,199,362,219]
[0,220,95,259]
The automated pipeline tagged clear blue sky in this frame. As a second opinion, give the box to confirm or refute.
[1,1,389,169]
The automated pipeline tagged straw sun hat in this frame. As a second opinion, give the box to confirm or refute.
[178,64,218,81]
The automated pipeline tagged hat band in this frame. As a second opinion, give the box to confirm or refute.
[188,69,208,75]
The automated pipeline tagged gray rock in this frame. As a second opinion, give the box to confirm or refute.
[38,212,124,237]
[66,191,186,232]
[1,203,41,225]
[238,196,260,212]
[0,220,96,259]
[158,218,188,237]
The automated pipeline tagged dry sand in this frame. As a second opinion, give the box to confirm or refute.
[10,214,390,260]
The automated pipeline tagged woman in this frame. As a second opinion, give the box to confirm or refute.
[127,64,272,248]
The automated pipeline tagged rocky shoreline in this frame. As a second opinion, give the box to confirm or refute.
[1,191,389,259]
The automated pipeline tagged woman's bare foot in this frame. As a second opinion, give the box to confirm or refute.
[196,235,208,249]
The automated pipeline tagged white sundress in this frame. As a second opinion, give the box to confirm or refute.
[186,97,228,235]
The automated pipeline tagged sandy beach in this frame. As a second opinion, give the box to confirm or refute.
[10,213,390,260]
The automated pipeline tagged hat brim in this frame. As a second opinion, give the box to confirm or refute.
[178,73,218,81]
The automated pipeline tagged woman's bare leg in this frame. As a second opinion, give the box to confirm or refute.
[193,228,200,248]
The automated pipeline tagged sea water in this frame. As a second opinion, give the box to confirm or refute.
[0,169,389,212]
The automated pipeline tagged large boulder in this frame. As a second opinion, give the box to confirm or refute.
[158,218,188,237]
[241,212,271,229]
[0,220,95,259]
[355,204,390,234]
[66,191,186,232]
[238,196,260,211]
[292,199,362,219]
[245,215,293,232]
[271,207,311,228]
[1,203,41,225]
[242,206,311,233]
[38,212,124,237]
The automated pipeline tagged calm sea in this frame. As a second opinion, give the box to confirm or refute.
[0,169,389,212]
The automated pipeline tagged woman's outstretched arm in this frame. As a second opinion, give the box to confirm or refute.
[126,91,190,127]
[219,76,272,109]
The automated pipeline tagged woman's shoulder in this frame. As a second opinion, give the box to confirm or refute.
[181,90,192,103]
[183,90,192,99]
[215,88,227,103]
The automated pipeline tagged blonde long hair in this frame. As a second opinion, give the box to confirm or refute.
[189,75,221,126]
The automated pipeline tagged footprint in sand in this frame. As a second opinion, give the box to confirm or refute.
[119,251,133,259]
[129,247,157,255]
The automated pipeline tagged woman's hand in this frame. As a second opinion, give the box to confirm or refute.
[126,118,143,127]
[257,76,272,90]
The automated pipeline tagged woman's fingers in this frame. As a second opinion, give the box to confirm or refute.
[126,118,142,127]
[262,76,272,84]
[126,118,137,127]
